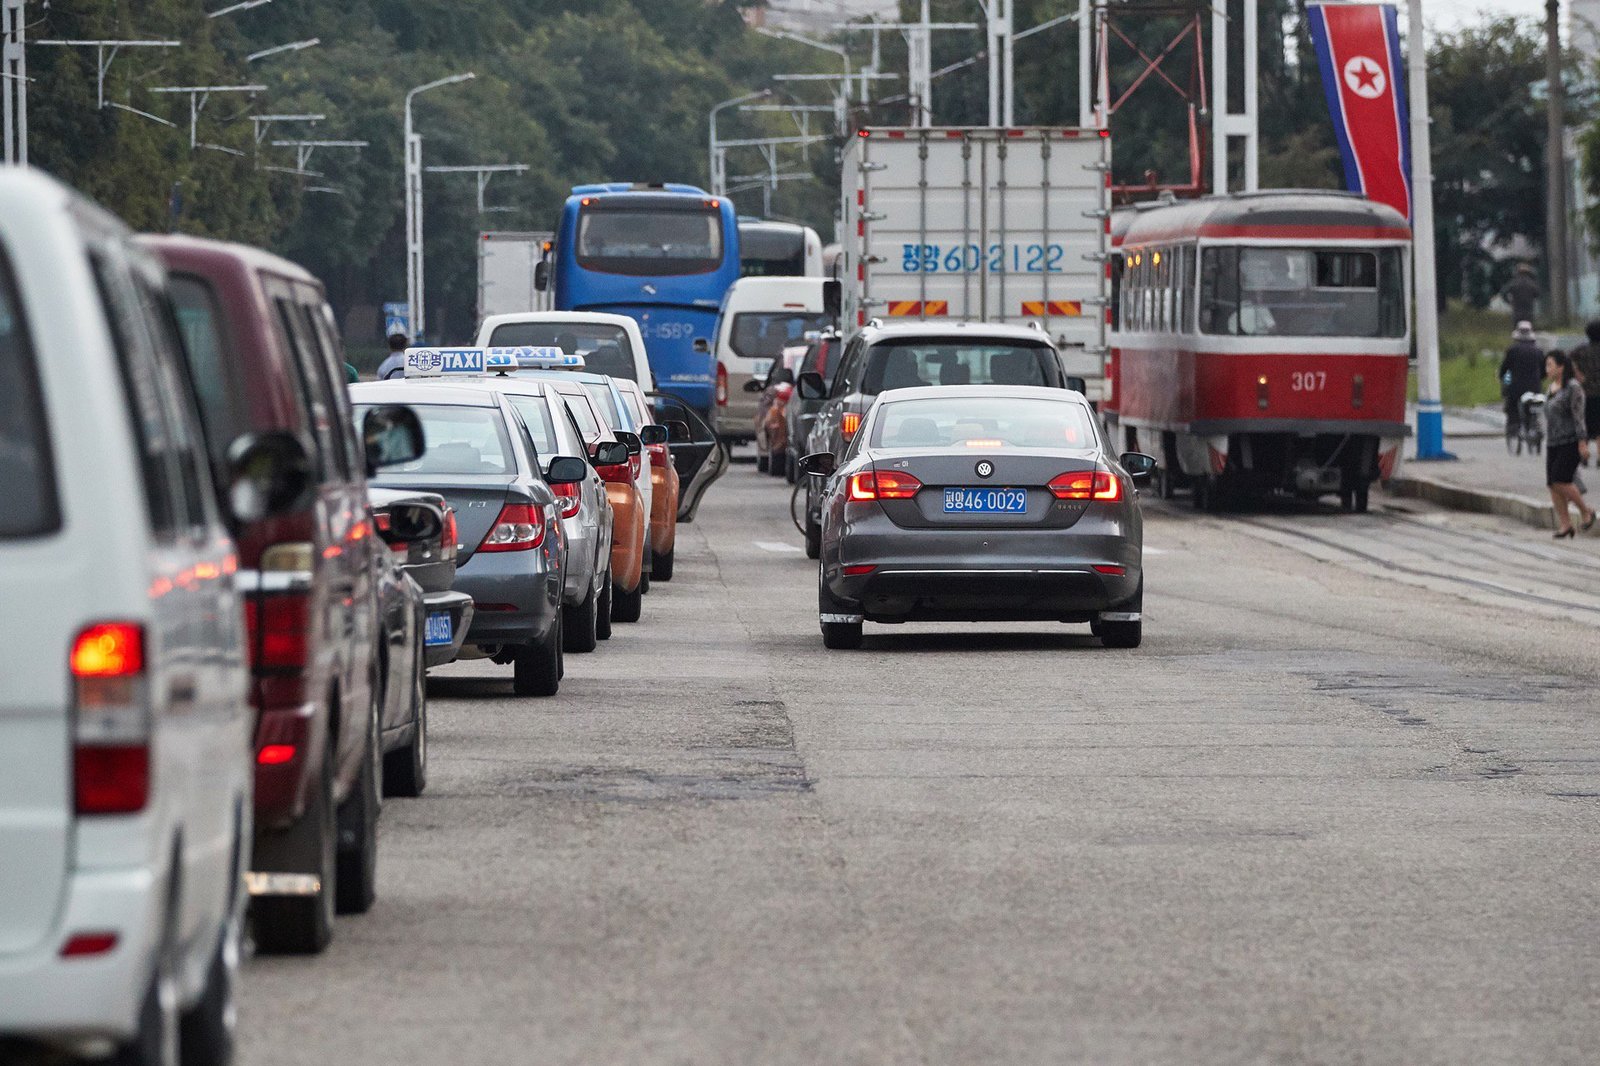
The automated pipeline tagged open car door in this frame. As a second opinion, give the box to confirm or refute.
[650,391,728,523]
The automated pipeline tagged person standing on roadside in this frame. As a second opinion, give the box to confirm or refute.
[1499,322,1545,441]
[375,332,410,380]
[1568,319,1600,464]
[1543,350,1596,538]
[1500,263,1541,325]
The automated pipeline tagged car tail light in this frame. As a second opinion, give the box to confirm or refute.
[441,508,459,560]
[647,442,670,469]
[551,481,582,520]
[1048,469,1122,501]
[596,461,632,484]
[847,469,922,502]
[60,932,119,957]
[71,622,150,815]
[258,744,296,766]
[478,503,546,552]
[716,362,729,406]
[841,411,862,440]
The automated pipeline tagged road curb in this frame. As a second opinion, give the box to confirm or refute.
[1386,474,1554,529]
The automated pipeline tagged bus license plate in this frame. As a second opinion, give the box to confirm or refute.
[424,612,454,647]
[943,488,1028,514]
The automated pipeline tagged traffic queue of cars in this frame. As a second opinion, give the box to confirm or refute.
[739,311,1158,651]
[0,169,727,1063]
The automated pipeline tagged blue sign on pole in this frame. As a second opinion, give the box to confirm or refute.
[383,302,411,340]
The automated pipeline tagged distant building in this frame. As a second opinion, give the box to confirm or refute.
[745,0,900,34]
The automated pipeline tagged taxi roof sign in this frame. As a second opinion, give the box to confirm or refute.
[403,345,585,378]
[403,347,484,377]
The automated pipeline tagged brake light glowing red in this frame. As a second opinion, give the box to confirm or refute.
[71,624,143,678]
[478,503,546,552]
[1048,469,1122,501]
[258,744,297,766]
[847,470,922,501]
[551,481,582,519]
[71,622,151,815]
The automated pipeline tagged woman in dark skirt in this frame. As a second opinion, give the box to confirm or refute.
[1545,350,1596,538]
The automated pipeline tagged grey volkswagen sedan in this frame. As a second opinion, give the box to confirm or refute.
[799,386,1156,651]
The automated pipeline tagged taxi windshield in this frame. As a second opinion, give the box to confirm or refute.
[870,396,1098,451]
[354,403,515,475]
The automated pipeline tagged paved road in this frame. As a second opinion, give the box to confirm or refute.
[240,466,1600,1066]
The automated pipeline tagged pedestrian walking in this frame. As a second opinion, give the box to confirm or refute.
[1543,350,1597,538]
[375,332,410,380]
[1500,263,1542,325]
[1499,321,1545,441]
[1569,319,1600,464]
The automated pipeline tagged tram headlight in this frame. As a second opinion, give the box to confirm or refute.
[1257,375,1270,410]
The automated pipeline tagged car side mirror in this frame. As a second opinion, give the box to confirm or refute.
[665,419,691,443]
[1120,452,1159,484]
[534,260,549,292]
[224,431,314,524]
[614,430,643,456]
[797,371,826,400]
[638,424,669,446]
[1066,375,1088,395]
[362,405,425,474]
[375,501,443,547]
[594,440,631,467]
[797,452,837,479]
[742,378,766,393]
[692,337,710,354]
[545,456,590,485]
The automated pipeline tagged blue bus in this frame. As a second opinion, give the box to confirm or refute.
[546,183,741,416]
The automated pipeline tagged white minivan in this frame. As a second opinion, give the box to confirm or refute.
[0,169,308,1062]
[710,277,831,440]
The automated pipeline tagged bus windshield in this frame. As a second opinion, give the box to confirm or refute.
[1201,247,1406,338]
[577,207,724,276]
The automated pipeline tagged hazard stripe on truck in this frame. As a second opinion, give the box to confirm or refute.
[1021,301,1083,317]
[886,300,949,317]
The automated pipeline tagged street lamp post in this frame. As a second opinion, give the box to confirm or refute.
[404,72,475,343]
[708,88,771,197]
[1408,0,1450,460]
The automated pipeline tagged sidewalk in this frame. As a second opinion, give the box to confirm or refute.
[1384,405,1570,529]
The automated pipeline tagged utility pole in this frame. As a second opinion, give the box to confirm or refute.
[2,0,25,164]
[1546,0,1571,325]
[35,39,180,110]
[981,0,1014,126]
[1409,0,1450,460]
[149,85,266,149]
[404,72,475,343]
[424,163,530,213]
[1211,0,1260,192]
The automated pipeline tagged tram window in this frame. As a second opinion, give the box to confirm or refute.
[1202,247,1405,339]
[1110,254,1125,330]
[1377,248,1405,337]
[1200,247,1241,335]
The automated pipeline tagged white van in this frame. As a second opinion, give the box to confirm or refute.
[0,169,307,1062]
[475,311,653,390]
[711,277,831,439]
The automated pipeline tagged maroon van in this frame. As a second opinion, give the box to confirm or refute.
[140,235,423,955]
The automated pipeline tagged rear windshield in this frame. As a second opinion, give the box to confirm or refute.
[863,341,1058,396]
[729,311,830,361]
[169,274,250,466]
[488,322,638,381]
[0,254,59,538]
[354,403,514,475]
[583,382,625,430]
[558,390,603,441]
[871,396,1099,450]
[577,206,723,276]
[503,395,559,457]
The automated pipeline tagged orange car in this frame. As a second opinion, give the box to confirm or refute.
[617,379,681,581]
[544,379,648,622]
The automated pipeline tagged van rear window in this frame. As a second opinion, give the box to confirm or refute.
[0,254,60,538]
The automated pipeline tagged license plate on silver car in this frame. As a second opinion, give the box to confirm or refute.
[943,488,1028,514]
[424,612,453,647]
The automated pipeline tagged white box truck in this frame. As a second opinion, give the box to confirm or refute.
[477,231,553,324]
[839,127,1111,399]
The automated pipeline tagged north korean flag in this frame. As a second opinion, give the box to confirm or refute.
[1307,2,1412,220]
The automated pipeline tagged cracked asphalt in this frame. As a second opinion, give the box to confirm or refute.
[239,465,1600,1066]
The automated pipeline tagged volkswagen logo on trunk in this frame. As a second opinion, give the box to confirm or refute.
[975,460,995,479]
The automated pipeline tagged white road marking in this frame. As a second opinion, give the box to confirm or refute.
[1144,546,1168,555]
[756,541,804,554]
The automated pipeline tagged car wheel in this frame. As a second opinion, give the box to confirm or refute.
[113,905,180,1066]
[818,571,864,650]
[756,451,770,473]
[383,651,427,798]
[785,450,798,484]
[653,545,674,582]
[563,580,600,653]
[770,449,788,479]
[513,621,562,697]
[804,516,821,560]
[250,735,335,955]
[1354,483,1370,513]
[595,568,614,640]
[334,702,380,915]
[640,562,651,595]
[1100,620,1142,648]
[178,891,240,1066]
[612,578,643,623]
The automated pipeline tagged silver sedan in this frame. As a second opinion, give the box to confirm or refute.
[800,386,1156,650]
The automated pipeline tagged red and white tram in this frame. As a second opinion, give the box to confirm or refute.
[1105,191,1411,511]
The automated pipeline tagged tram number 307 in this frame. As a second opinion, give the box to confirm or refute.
[1290,371,1327,392]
